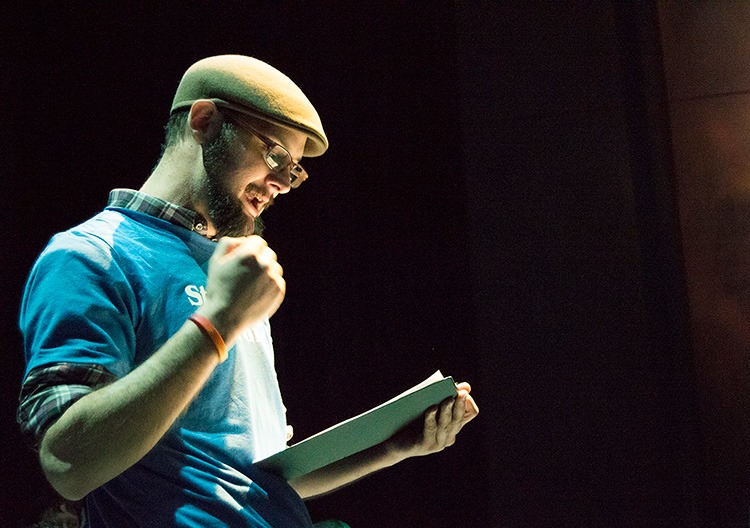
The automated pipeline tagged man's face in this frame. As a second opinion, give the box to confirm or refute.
[200,117,307,238]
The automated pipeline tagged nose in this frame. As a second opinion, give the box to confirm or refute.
[264,167,292,195]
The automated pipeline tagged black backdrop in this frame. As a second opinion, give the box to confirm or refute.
[3,3,705,527]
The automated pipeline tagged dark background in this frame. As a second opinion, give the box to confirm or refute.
[0,2,724,527]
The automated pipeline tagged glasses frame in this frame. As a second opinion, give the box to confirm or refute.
[228,115,308,189]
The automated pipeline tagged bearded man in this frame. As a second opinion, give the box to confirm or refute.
[18,55,478,527]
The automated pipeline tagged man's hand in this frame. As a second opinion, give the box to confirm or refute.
[199,235,286,344]
[385,381,479,461]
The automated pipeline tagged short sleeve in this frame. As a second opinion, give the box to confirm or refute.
[20,230,140,379]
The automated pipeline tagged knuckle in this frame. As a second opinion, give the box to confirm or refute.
[236,249,261,265]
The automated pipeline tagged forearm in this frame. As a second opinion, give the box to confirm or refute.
[289,442,406,500]
[39,319,220,500]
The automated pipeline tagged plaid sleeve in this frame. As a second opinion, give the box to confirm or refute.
[17,363,118,448]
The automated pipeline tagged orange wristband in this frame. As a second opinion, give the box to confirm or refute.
[188,314,228,363]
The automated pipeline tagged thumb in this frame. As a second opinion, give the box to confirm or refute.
[213,236,245,258]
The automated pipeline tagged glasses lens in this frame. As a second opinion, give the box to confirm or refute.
[289,164,308,188]
[266,145,290,172]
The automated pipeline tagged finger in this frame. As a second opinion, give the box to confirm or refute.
[437,397,455,426]
[465,395,479,419]
[448,394,478,438]
[242,235,269,254]
[273,273,286,296]
[258,270,286,319]
[257,246,279,267]
[247,234,267,244]
[229,239,273,268]
[455,381,472,394]
[266,292,286,319]
[452,392,467,423]
[436,398,456,444]
[267,260,284,280]
[424,405,439,442]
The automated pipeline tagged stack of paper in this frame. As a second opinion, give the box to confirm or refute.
[255,371,457,480]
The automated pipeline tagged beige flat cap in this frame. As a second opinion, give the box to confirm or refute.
[171,55,328,157]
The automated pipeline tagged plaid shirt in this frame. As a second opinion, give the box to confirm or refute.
[17,189,207,447]
[108,188,208,234]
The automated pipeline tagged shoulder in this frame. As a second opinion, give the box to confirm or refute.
[27,210,144,292]
[40,209,170,267]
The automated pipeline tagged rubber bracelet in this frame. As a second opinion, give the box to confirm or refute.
[188,314,228,363]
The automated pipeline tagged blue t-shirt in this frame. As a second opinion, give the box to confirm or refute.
[20,207,312,527]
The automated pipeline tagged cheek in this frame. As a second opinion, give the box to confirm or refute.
[227,164,268,193]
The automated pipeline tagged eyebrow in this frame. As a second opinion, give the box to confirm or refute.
[229,114,303,163]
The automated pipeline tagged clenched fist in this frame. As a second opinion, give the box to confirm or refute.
[196,235,285,345]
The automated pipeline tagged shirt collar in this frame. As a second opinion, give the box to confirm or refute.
[107,189,209,236]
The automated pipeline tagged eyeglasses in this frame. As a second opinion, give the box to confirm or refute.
[230,116,308,189]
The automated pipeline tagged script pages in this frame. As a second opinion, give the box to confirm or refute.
[255,370,457,481]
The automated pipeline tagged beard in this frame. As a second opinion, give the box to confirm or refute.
[200,123,265,238]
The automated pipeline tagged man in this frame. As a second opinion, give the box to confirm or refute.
[18,55,478,527]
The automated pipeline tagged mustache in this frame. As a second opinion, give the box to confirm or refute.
[246,184,275,210]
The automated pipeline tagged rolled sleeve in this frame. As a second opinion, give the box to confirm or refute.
[17,362,118,448]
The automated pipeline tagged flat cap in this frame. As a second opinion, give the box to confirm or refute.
[171,55,328,157]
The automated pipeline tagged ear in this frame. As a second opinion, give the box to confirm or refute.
[188,100,223,144]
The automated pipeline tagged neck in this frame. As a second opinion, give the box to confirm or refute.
[141,143,205,212]
[139,143,217,237]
